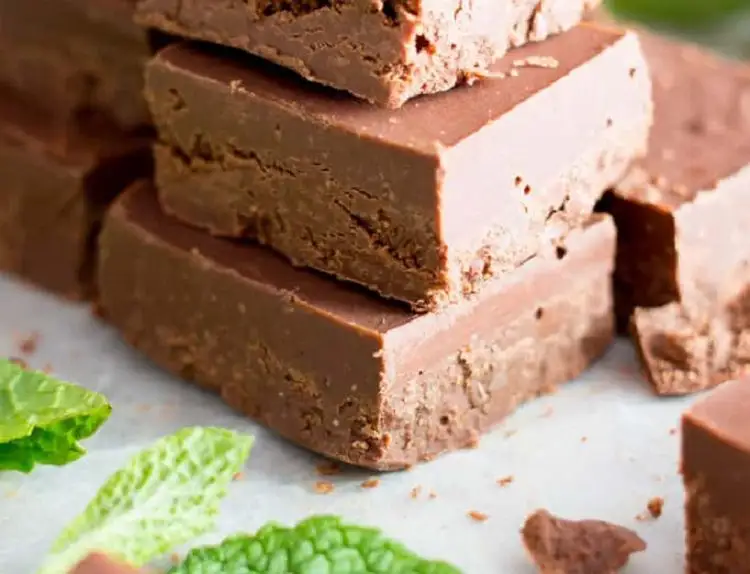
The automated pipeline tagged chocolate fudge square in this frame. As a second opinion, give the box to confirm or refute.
[596,34,750,395]
[0,0,154,136]
[135,0,599,107]
[146,24,651,311]
[683,379,750,574]
[98,181,615,470]
[0,95,150,299]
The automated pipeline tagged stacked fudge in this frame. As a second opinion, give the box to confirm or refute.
[95,1,652,469]
[0,0,156,298]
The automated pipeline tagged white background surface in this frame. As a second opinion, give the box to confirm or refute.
[0,274,696,573]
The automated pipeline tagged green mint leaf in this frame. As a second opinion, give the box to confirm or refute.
[37,426,253,574]
[0,358,111,473]
[169,515,462,574]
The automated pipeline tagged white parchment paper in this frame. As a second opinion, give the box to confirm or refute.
[0,274,695,573]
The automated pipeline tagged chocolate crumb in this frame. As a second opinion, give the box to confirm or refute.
[497,475,514,487]
[410,485,422,499]
[314,480,335,494]
[316,461,342,476]
[361,478,380,489]
[17,332,39,355]
[468,510,489,522]
[581,436,588,443]
[629,67,637,78]
[669,427,677,436]
[428,490,438,499]
[646,497,664,519]
[521,509,646,573]
[515,176,523,186]
[8,357,28,369]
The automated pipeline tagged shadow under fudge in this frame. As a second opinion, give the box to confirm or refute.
[0,92,151,300]
[98,181,615,470]
[0,0,157,139]
[682,379,750,574]
[135,0,601,107]
[596,33,750,396]
[145,24,651,312]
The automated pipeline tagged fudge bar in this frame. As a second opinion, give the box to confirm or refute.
[0,0,155,136]
[0,94,150,299]
[135,0,600,107]
[147,25,650,311]
[682,378,750,574]
[98,181,615,470]
[597,34,750,395]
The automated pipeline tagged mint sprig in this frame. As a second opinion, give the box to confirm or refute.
[0,359,111,473]
[170,515,462,574]
[37,427,253,574]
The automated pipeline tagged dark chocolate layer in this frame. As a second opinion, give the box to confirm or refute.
[147,24,650,310]
[99,181,615,469]
[135,0,600,107]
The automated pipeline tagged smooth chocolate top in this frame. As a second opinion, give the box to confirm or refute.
[617,34,750,206]
[155,24,624,154]
[684,379,750,457]
[120,183,614,341]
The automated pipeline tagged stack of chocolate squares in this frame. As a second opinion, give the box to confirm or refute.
[93,1,654,469]
[0,1,157,299]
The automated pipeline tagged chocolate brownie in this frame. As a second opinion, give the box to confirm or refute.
[0,93,150,299]
[98,181,615,469]
[682,379,750,574]
[596,34,750,394]
[135,0,600,107]
[147,24,650,310]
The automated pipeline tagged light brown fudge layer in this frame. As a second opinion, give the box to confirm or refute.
[98,182,615,470]
[147,25,650,311]
[595,33,750,394]
[135,0,599,107]
[0,0,154,138]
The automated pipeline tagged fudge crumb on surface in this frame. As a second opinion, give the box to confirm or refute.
[497,475,515,487]
[315,460,342,476]
[410,485,422,499]
[16,331,39,355]
[637,497,664,521]
[522,509,646,573]
[468,510,489,522]
[314,481,335,495]
[428,490,438,499]
[647,497,664,518]
[361,478,380,489]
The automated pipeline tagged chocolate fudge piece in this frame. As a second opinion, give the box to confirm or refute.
[0,95,150,299]
[0,0,154,136]
[146,25,650,311]
[597,34,750,394]
[521,509,646,573]
[682,379,750,574]
[98,181,615,469]
[135,0,600,107]
[71,554,139,574]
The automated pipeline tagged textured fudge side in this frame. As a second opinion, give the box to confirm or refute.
[595,35,750,394]
[682,379,750,574]
[99,181,615,470]
[0,0,153,135]
[0,97,150,299]
[147,25,650,311]
[135,0,600,107]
